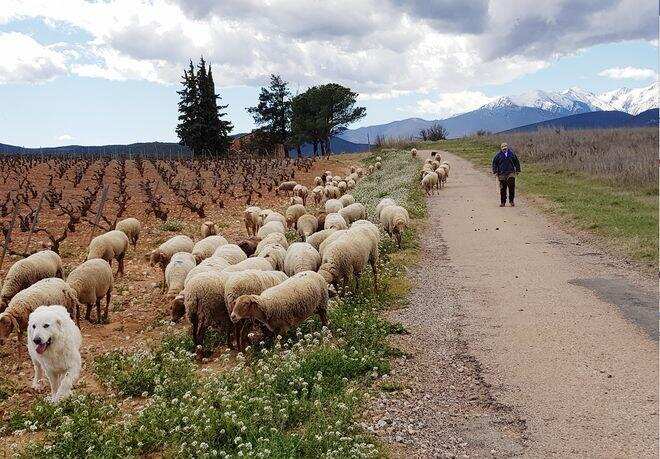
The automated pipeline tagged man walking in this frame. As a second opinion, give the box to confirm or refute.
[492,142,521,207]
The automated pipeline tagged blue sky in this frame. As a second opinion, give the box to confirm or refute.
[0,1,657,147]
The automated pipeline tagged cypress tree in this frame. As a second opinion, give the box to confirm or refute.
[175,60,201,153]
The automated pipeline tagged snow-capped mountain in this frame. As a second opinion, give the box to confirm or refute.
[483,87,616,114]
[598,82,658,115]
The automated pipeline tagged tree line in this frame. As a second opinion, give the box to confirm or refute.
[176,58,366,157]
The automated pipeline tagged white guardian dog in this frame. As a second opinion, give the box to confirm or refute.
[27,305,82,402]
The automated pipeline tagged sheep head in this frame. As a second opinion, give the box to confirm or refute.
[231,295,260,323]
[0,313,17,343]
[171,295,185,322]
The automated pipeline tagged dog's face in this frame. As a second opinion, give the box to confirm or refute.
[28,314,61,355]
[231,296,257,323]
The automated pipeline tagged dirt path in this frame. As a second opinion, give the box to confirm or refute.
[368,150,658,457]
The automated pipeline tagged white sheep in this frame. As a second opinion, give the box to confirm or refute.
[165,252,197,298]
[115,217,141,248]
[376,156,382,162]
[256,243,287,271]
[324,212,348,231]
[411,148,417,158]
[375,197,397,221]
[325,199,343,214]
[339,194,355,207]
[256,232,289,254]
[193,235,229,263]
[276,181,297,195]
[293,184,309,206]
[305,228,337,250]
[261,210,286,227]
[148,235,194,285]
[346,179,356,190]
[311,186,325,205]
[314,176,323,186]
[284,242,321,276]
[244,206,262,236]
[338,202,367,225]
[374,161,382,170]
[0,250,63,310]
[172,257,231,320]
[257,220,286,238]
[0,278,80,343]
[289,196,304,206]
[87,230,130,277]
[230,271,329,336]
[296,214,318,239]
[421,171,439,195]
[435,167,447,188]
[213,244,248,265]
[380,205,410,248]
[318,229,348,257]
[222,257,273,273]
[285,204,307,229]
[200,221,218,238]
[181,271,232,346]
[66,259,113,323]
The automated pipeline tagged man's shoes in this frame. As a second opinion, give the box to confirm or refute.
[499,203,505,207]
[510,201,515,207]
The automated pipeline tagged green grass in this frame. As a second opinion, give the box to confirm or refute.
[2,149,425,458]
[434,138,658,264]
[159,219,185,232]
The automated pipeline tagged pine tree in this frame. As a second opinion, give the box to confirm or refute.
[175,60,201,152]
[205,65,233,155]
[247,74,291,156]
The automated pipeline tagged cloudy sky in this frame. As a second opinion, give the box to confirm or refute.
[0,0,657,147]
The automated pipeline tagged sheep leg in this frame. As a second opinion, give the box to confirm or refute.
[56,267,64,279]
[31,360,46,390]
[95,298,102,324]
[117,255,125,277]
[85,303,92,321]
[104,290,111,323]
[354,272,361,293]
[371,256,379,293]
[318,306,329,327]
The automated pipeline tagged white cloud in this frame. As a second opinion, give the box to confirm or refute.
[56,134,74,141]
[598,66,658,80]
[403,91,496,118]
[0,32,68,84]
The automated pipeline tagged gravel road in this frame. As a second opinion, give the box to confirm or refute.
[367,150,658,458]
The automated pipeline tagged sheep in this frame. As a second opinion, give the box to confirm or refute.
[244,206,263,236]
[285,204,306,229]
[430,160,440,171]
[411,148,417,158]
[256,243,287,271]
[200,221,218,238]
[375,197,397,221]
[339,194,355,207]
[350,166,356,174]
[148,235,194,285]
[324,185,340,199]
[257,220,286,238]
[284,242,321,276]
[317,224,379,293]
[305,228,337,250]
[262,211,286,227]
[374,161,382,170]
[165,252,197,298]
[276,181,297,196]
[311,186,325,205]
[181,271,232,346]
[115,218,141,248]
[314,176,323,186]
[325,199,343,214]
[193,235,229,263]
[296,214,318,239]
[316,211,327,229]
[0,278,81,343]
[293,184,309,206]
[0,250,63,311]
[338,203,367,225]
[66,259,113,323]
[230,271,329,336]
[368,165,374,174]
[346,179,356,190]
[318,229,348,257]
[237,236,261,256]
[256,232,289,253]
[172,257,231,320]
[337,181,347,194]
[380,205,410,248]
[376,156,382,162]
[213,244,248,265]
[87,230,130,277]
[222,257,273,273]
[324,213,348,231]
[421,172,439,195]
[289,196,304,206]
[435,167,447,188]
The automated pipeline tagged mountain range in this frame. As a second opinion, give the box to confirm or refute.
[340,82,658,142]
[502,108,659,133]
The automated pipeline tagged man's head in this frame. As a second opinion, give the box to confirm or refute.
[501,142,508,151]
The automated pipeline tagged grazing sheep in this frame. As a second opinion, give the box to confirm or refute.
[285,204,307,229]
[165,252,197,298]
[317,224,379,293]
[256,243,287,271]
[324,199,343,214]
[375,197,397,221]
[305,228,337,250]
[182,271,232,346]
[172,257,231,320]
[380,205,410,248]
[148,235,194,285]
[430,160,440,171]
[324,213,348,231]
[324,185,340,199]
[222,257,273,273]
[284,242,321,276]
[316,211,327,229]
[337,181,347,194]
[296,214,318,239]
[311,186,325,205]
[339,194,355,207]
[346,179,356,190]
[244,206,262,236]
[421,172,439,195]
[289,196,304,206]
[200,221,218,238]
[318,229,348,257]
[0,278,80,344]
[257,221,286,238]
[411,148,417,158]
[374,161,382,170]
[213,244,248,265]
[368,165,374,174]
[0,250,63,311]
[115,218,141,248]
[338,202,367,225]
[66,259,113,323]
[87,230,130,277]
[276,181,297,196]
[376,156,382,162]
[262,211,286,227]
[256,232,289,254]
[314,176,323,186]
[193,235,229,263]
[237,236,261,256]
[293,184,309,206]
[230,271,329,336]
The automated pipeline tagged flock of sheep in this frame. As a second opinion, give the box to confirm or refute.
[0,156,412,388]
[413,149,451,195]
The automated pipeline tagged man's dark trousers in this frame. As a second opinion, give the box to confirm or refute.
[499,176,515,204]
